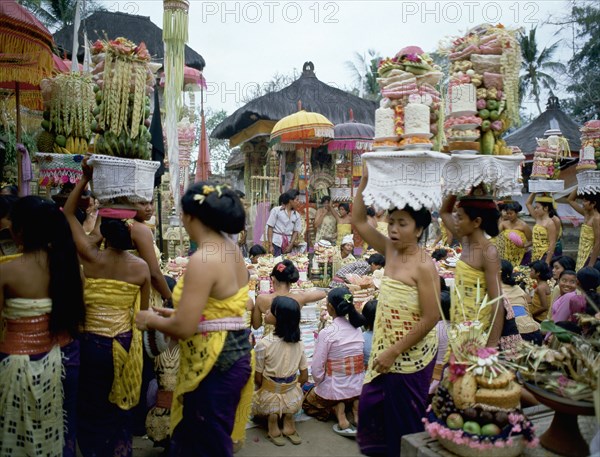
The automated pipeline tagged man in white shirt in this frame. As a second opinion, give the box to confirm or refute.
[266,190,302,256]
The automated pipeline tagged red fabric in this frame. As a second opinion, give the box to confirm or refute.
[98,208,136,219]
[195,107,210,182]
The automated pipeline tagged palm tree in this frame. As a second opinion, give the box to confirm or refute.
[345,49,381,101]
[17,0,104,31]
[519,27,567,114]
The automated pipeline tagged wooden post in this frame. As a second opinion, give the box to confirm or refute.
[16,82,23,196]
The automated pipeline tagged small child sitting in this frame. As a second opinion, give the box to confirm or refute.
[252,296,308,446]
[361,299,378,368]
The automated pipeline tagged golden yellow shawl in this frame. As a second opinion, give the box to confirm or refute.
[532,224,549,261]
[501,229,527,266]
[576,224,595,271]
[336,223,352,246]
[451,260,491,332]
[364,276,438,383]
[84,278,142,410]
[171,277,253,433]
[0,253,22,264]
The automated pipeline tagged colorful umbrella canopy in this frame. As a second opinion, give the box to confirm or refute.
[160,65,206,90]
[269,107,334,151]
[328,109,374,152]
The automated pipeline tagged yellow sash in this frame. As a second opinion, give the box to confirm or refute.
[576,224,595,271]
[364,277,438,383]
[171,277,252,433]
[84,278,143,410]
[336,223,352,246]
[451,260,491,332]
[501,229,526,266]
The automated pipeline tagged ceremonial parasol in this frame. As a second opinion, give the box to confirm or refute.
[269,102,334,243]
[0,0,55,193]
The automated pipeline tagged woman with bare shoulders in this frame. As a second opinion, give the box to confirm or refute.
[64,163,150,456]
[498,201,532,266]
[252,260,326,332]
[0,196,85,457]
[353,166,440,456]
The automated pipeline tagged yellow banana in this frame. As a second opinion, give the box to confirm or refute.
[53,143,60,154]
[62,146,70,154]
[73,137,79,154]
[81,138,88,154]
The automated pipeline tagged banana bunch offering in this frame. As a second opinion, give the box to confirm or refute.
[37,74,96,154]
[90,38,154,160]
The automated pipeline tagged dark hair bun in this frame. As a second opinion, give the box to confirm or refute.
[181,182,245,234]
[271,259,300,284]
[100,218,134,250]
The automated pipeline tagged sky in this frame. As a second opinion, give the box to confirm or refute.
[97,0,576,118]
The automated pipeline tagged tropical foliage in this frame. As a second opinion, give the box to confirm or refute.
[519,26,566,115]
[345,49,381,101]
[17,0,104,31]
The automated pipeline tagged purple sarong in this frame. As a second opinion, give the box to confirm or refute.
[357,358,435,457]
[169,353,252,457]
[77,331,133,457]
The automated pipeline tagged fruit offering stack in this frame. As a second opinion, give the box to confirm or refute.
[530,129,570,180]
[443,24,521,155]
[577,120,600,171]
[37,74,96,154]
[90,38,155,159]
[424,322,537,455]
[374,45,443,151]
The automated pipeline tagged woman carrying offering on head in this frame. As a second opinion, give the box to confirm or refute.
[440,187,503,347]
[330,202,353,246]
[353,166,440,457]
[315,196,337,244]
[567,188,600,271]
[526,192,558,265]
[63,163,151,457]
[135,182,253,456]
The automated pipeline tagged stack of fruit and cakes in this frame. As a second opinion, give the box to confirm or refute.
[424,319,537,456]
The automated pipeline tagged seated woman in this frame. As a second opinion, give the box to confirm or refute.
[64,165,151,457]
[551,270,581,323]
[252,296,308,446]
[252,260,326,333]
[0,197,85,457]
[303,288,366,436]
[332,234,356,277]
[248,244,267,264]
[501,260,542,345]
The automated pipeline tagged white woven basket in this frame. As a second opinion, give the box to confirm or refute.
[330,187,353,202]
[577,170,600,195]
[362,150,450,211]
[88,154,160,203]
[528,179,564,193]
[443,154,525,196]
[35,152,84,186]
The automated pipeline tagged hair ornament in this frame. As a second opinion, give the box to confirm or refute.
[193,194,206,205]
[343,293,353,303]
[276,263,286,273]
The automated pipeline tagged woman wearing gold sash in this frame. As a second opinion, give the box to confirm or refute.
[440,189,503,346]
[135,182,253,457]
[567,188,600,271]
[353,167,440,457]
[64,164,151,457]
[498,201,532,266]
[526,192,558,264]
[330,202,353,246]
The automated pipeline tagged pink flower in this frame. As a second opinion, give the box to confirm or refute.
[527,437,540,448]
[508,412,523,426]
[495,440,505,448]
[511,424,522,433]
[405,53,421,62]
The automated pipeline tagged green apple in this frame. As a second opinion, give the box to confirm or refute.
[481,423,502,436]
[486,99,499,110]
[489,110,500,121]
[463,421,481,435]
[446,413,464,430]
[481,120,492,131]
[478,109,490,119]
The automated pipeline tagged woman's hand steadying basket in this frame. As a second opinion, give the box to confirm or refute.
[82,156,93,180]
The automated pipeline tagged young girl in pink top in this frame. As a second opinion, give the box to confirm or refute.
[303,287,366,436]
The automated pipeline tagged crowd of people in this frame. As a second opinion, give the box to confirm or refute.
[1,162,599,457]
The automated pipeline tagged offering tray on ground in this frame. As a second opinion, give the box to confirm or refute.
[524,381,595,457]
[443,154,525,196]
[35,152,84,186]
[528,179,564,193]
[576,170,600,195]
[362,150,450,211]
